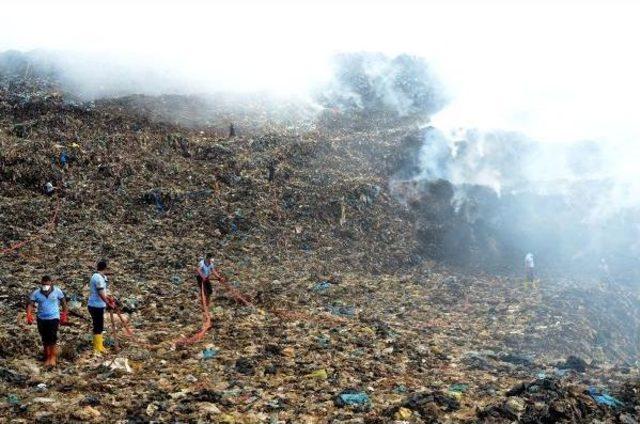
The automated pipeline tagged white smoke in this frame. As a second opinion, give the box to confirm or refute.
[3,0,640,218]
[407,124,640,226]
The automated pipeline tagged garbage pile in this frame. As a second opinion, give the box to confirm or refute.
[1,64,640,422]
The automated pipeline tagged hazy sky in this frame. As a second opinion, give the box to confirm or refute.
[2,0,639,147]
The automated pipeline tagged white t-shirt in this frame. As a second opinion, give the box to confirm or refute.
[88,272,108,308]
[525,253,535,268]
[198,259,215,278]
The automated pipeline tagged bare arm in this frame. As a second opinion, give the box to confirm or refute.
[197,266,208,280]
[212,269,224,281]
[98,288,109,304]
[61,297,68,313]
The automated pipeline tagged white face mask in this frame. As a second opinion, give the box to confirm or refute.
[41,285,51,292]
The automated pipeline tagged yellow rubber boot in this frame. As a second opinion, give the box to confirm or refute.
[92,335,99,354]
[93,334,107,354]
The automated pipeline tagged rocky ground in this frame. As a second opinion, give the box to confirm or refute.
[1,71,640,423]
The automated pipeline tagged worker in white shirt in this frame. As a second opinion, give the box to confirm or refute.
[196,254,224,308]
[524,252,535,286]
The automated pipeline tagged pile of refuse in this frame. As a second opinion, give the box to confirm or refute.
[1,64,640,422]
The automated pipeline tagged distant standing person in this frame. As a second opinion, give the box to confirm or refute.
[88,260,115,354]
[196,254,224,308]
[599,258,611,287]
[524,252,535,283]
[26,276,68,366]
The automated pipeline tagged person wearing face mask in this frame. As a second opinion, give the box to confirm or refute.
[26,276,68,367]
[88,260,116,354]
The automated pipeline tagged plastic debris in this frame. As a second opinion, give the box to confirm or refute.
[449,383,469,393]
[335,390,371,407]
[202,347,219,360]
[6,394,20,405]
[306,369,328,380]
[327,304,355,318]
[587,387,623,407]
[102,358,133,374]
[394,406,413,420]
[1,52,640,424]
[313,281,331,292]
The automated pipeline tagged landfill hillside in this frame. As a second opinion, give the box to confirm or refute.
[2,70,640,423]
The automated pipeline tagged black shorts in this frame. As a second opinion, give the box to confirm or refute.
[88,306,105,334]
[196,276,213,297]
[37,318,60,346]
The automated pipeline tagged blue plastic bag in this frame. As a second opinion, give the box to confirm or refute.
[202,347,219,360]
[587,387,623,407]
[336,390,370,407]
[314,281,331,292]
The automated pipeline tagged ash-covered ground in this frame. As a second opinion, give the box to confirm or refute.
[1,53,640,423]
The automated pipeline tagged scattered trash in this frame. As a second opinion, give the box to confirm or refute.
[32,397,56,403]
[202,347,219,360]
[587,387,623,407]
[59,150,69,167]
[0,367,28,385]
[394,406,413,420]
[315,335,331,348]
[499,352,534,366]
[558,355,589,373]
[102,358,133,374]
[6,394,20,405]
[43,181,55,196]
[619,413,637,424]
[393,384,408,394]
[449,383,469,393]
[1,54,640,423]
[151,191,165,213]
[505,397,525,415]
[313,281,331,292]
[235,357,255,375]
[80,395,100,406]
[68,294,82,310]
[327,304,355,317]
[335,390,371,408]
[403,390,460,414]
[120,298,138,313]
[306,369,328,380]
[73,406,101,420]
[219,414,236,424]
